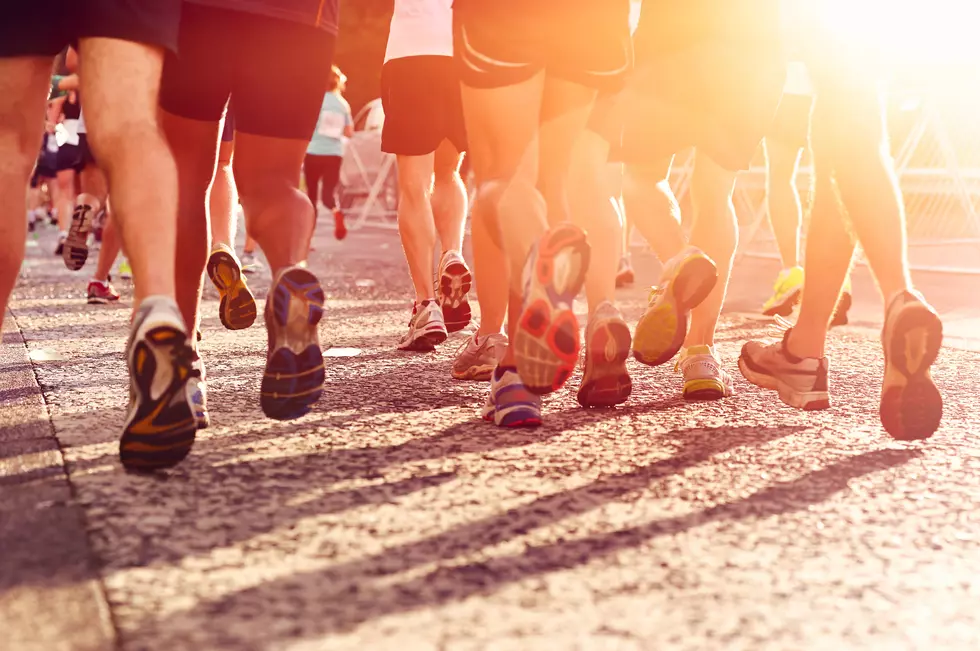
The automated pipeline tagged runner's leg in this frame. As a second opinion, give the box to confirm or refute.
[160,110,221,333]
[0,58,50,333]
[431,139,466,256]
[79,36,177,304]
[764,137,804,268]
[684,151,737,348]
[210,137,238,249]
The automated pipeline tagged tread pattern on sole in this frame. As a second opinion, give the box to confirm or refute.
[261,268,325,421]
[881,305,943,440]
[515,224,591,395]
[119,326,197,472]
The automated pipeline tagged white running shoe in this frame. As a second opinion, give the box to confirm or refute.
[398,300,448,352]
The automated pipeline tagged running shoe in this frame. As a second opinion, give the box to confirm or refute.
[206,243,257,330]
[738,328,830,410]
[452,331,507,381]
[118,259,132,280]
[615,256,635,288]
[261,265,326,420]
[633,246,717,367]
[481,366,542,428]
[398,299,448,352]
[241,252,263,275]
[577,301,632,408]
[437,250,472,333]
[54,233,66,256]
[189,352,210,430]
[63,201,95,271]
[514,223,591,395]
[762,266,804,317]
[880,289,943,440]
[87,279,120,304]
[118,297,198,471]
[678,345,734,401]
[334,208,348,241]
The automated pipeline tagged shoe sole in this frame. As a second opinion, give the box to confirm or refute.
[87,296,119,305]
[119,326,198,472]
[207,250,258,331]
[452,363,495,382]
[633,254,717,367]
[763,288,802,317]
[439,261,473,333]
[399,325,448,352]
[515,224,591,395]
[261,267,326,420]
[738,357,830,410]
[881,303,943,440]
[63,204,93,271]
[482,405,542,428]
[577,317,633,408]
[684,377,732,401]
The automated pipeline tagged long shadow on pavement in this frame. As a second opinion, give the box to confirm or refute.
[115,423,906,649]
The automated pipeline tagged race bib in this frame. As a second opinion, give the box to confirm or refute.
[317,111,346,139]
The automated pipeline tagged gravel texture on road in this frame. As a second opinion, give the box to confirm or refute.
[4,225,979,651]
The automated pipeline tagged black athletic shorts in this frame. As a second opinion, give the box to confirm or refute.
[159,3,336,140]
[767,93,813,151]
[452,0,632,92]
[56,143,83,173]
[78,134,97,168]
[381,56,467,156]
[0,1,180,57]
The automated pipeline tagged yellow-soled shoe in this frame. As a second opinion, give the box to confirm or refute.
[633,247,717,367]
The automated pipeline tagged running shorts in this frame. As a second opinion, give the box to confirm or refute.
[0,1,180,57]
[55,144,83,173]
[159,4,335,141]
[78,134,97,168]
[452,0,632,92]
[767,93,813,151]
[381,56,467,156]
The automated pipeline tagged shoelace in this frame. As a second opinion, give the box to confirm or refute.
[766,314,796,338]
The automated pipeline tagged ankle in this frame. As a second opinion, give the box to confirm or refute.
[786,326,825,360]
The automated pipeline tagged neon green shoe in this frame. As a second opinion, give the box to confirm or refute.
[762,266,804,317]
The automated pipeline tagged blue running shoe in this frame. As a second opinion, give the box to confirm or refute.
[481,366,542,428]
[261,265,326,420]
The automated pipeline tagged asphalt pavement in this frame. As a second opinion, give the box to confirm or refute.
[3,220,980,651]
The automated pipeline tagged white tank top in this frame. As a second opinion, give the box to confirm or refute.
[384,0,454,63]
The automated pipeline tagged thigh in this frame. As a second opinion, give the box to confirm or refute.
[0,58,51,163]
[77,37,167,158]
[323,156,343,184]
[158,3,232,123]
[303,155,326,182]
[231,12,335,140]
[460,73,545,183]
